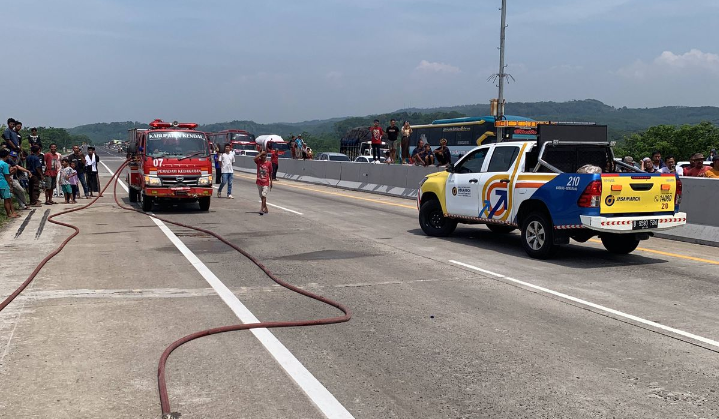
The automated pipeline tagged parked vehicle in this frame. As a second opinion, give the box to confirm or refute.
[354,155,386,163]
[316,152,350,162]
[418,123,686,259]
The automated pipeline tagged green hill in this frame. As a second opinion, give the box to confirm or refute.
[67,99,719,144]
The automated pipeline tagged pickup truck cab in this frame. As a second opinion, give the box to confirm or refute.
[417,124,686,258]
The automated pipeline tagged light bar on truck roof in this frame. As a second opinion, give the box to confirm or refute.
[148,119,199,130]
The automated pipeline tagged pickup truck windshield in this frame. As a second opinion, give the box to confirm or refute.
[147,132,208,158]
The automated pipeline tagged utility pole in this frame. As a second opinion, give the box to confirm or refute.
[488,0,513,142]
[497,0,507,120]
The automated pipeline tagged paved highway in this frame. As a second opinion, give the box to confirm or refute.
[1,150,718,418]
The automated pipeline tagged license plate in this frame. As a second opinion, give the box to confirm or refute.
[632,219,658,230]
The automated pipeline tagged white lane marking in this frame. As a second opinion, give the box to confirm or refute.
[262,201,304,215]
[151,217,353,419]
[101,160,352,418]
[100,161,130,192]
[450,260,719,349]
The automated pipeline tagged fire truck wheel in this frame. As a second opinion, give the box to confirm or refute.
[129,187,138,203]
[141,194,153,212]
[198,197,211,211]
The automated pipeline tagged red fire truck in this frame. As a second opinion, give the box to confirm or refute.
[127,119,213,211]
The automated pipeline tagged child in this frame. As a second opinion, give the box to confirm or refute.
[253,151,273,214]
[59,158,74,204]
[68,161,79,203]
[0,149,19,218]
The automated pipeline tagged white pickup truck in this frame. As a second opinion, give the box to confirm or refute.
[417,124,686,258]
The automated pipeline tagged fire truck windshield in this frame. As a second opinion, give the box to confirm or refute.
[232,143,256,151]
[146,132,209,158]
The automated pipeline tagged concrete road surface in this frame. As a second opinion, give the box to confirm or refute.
[1,150,718,419]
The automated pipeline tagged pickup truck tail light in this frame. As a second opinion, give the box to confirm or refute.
[675,178,682,206]
[577,180,602,208]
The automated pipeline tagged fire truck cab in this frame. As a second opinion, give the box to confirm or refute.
[127,119,213,211]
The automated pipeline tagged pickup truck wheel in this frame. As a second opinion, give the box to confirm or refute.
[141,194,153,212]
[198,197,211,211]
[128,187,138,203]
[601,234,639,254]
[419,200,457,237]
[487,224,516,234]
[521,212,558,259]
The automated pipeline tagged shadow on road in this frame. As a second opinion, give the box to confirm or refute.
[406,226,668,268]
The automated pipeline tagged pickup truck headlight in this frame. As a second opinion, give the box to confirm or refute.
[144,175,162,186]
[197,175,212,186]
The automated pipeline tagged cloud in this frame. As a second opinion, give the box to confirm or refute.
[616,49,719,79]
[655,49,719,70]
[414,60,461,74]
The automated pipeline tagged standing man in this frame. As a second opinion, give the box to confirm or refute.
[0,149,19,218]
[650,150,666,171]
[707,149,717,162]
[85,146,101,197]
[268,141,279,180]
[289,135,297,159]
[385,119,400,164]
[659,156,676,174]
[28,128,42,151]
[705,155,719,178]
[369,119,384,162]
[3,118,20,153]
[26,146,44,206]
[254,151,273,214]
[217,143,235,199]
[13,121,23,150]
[295,135,305,160]
[44,143,62,204]
[683,153,710,177]
[68,145,89,198]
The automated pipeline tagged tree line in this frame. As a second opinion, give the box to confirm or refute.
[614,122,718,162]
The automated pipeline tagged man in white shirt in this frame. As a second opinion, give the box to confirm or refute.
[217,143,235,198]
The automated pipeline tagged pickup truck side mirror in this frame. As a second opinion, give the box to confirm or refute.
[446,164,454,173]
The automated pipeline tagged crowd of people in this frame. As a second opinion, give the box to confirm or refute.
[621,149,719,178]
[288,134,313,160]
[1,117,103,219]
[366,119,451,167]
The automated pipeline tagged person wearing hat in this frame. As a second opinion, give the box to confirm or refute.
[705,155,719,178]
[433,138,451,167]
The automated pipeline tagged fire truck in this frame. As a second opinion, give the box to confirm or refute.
[126,119,213,211]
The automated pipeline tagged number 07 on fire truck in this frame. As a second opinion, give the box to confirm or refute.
[126,119,214,211]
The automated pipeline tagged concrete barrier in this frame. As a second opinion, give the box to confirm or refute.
[677,177,718,227]
[233,156,719,245]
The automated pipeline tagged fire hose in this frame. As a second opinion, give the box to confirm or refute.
[0,158,352,418]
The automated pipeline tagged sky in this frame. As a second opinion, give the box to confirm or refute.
[3,0,719,128]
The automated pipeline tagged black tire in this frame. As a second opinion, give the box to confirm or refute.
[601,234,640,254]
[520,211,559,259]
[141,194,153,212]
[419,199,457,237]
[486,224,516,234]
[198,197,211,211]
[129,187,138,203]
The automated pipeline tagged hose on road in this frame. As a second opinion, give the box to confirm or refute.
[109,162,352,418]
[1,157,352,419]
